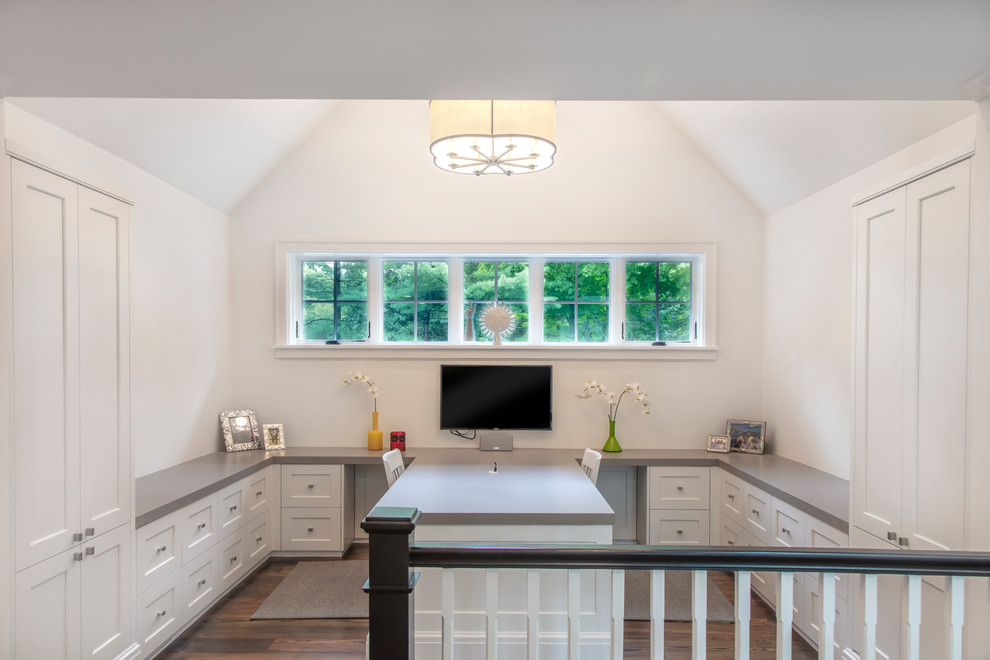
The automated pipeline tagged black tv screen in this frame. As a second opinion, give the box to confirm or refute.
[440,365,553,430]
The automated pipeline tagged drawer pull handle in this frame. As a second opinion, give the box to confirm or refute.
[197,523,207,530]
[727,494,735,500]
[85,546,95,556]
[230,556,238,562]
[676,486,684,491]
[230,505,238,511]
[85,528,95,537]
[157,610,167,617]
[257,536,263,543]
[256,491,263,497]
[887,531,898,541]
[727,540,734,546]
[73,532,83,542]
[156,545,167,552]
[74,552,84,561]
[752,509,759,515]
[899,537,909,547]
[781,528,790,535]
[198,579,207,587]
[307,527,314,532]
[307,484,315,489]
[676,529,683,534]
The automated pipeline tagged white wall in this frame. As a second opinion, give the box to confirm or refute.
[229,101,766,451]
[3,102,233,477]
[762,114,977,479]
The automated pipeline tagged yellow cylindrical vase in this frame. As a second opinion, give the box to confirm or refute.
[368,411,384,451]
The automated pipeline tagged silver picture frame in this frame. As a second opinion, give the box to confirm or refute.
[726,418,767,454]
[706,434,730,453]
[220,409,261,452]
[262,423,286,450]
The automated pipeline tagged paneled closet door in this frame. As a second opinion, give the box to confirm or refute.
[14,546,82,660]
[77,187,131,538]
[901,159,970,554]
[12,160,82,570]
[80,523,132,660]
[853,187,906,545]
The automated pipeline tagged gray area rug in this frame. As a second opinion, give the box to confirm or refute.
[252,560,369,619]
[624,570,734,622]
[252,560,733,622]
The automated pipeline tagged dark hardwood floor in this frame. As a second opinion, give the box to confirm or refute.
[159,545,816,659]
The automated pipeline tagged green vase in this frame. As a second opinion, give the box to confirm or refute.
[602,419,622,452]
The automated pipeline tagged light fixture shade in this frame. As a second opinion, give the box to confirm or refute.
[430,100,556,175]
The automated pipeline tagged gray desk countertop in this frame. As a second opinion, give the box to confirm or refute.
[136,446,849,532]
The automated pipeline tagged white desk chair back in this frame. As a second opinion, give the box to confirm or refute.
[383,449,405,488]
[581,448,602,486]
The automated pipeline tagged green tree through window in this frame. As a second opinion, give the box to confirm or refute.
[463,261,529,342]
[301,260,368,341]
[544,262,609,342]
[382,260,449,341]
[625,261,692,342]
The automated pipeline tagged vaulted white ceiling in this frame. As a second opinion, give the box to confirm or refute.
[1,1,987,216]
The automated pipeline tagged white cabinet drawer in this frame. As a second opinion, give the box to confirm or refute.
[742,530,775,606]
[218,532,247,592]
[246,469,272,518]
[720,470,746,524]
[648,510,710,545]
[136,570,181,655]
[721,516,744,547]
[136,513,180,595]
[281,507,342,551]
[806,519,850,602]
[743,485,772,545]
[648,466,710,510]
[218,479,246,540]
[181,546,218,625]
[244,512,271,568]
[771,498,805,548]
[179,493,218,565]
[281,465,343,507]
[806,575,851,654]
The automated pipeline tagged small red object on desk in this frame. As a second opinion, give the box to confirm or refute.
[390,431,406,451]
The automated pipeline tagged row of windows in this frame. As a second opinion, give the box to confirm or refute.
[292,253,700,346]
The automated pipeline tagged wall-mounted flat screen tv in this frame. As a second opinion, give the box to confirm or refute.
[440,364,553,430]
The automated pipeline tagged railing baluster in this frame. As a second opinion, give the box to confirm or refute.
[486,569,498,659]
[442,568,455,659]
[776,572,793,660]
[692,570,707,660]
[862,573,878,660]
[735,571,751,660]
[948,575,964,660]
[610,569,624,660]
[567,570,581,660]
[819,573,836,660]
[527,569,540,660]
[905,575,921,660]
[650,569,665,660]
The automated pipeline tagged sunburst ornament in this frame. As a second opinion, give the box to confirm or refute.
[479,302,517,345]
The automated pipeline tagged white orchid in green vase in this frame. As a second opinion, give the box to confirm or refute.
[576,380,651,452]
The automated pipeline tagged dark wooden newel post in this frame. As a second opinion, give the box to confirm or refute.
[361,506,421,660]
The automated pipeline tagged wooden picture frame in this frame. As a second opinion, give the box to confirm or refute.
[262,423,286,450]
[220,409,261,452]
[726,419,766,454]
[706,434,730,453]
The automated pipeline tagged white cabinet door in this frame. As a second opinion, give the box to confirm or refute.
[853,186,906,545]
[15,546,81,660]
[12,161,81,570]
[77,187,131,539]
[901,160,970,553]
[851,528,901,660]
[80,524,132,660]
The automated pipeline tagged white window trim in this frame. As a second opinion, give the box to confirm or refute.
[274,241,718,361]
